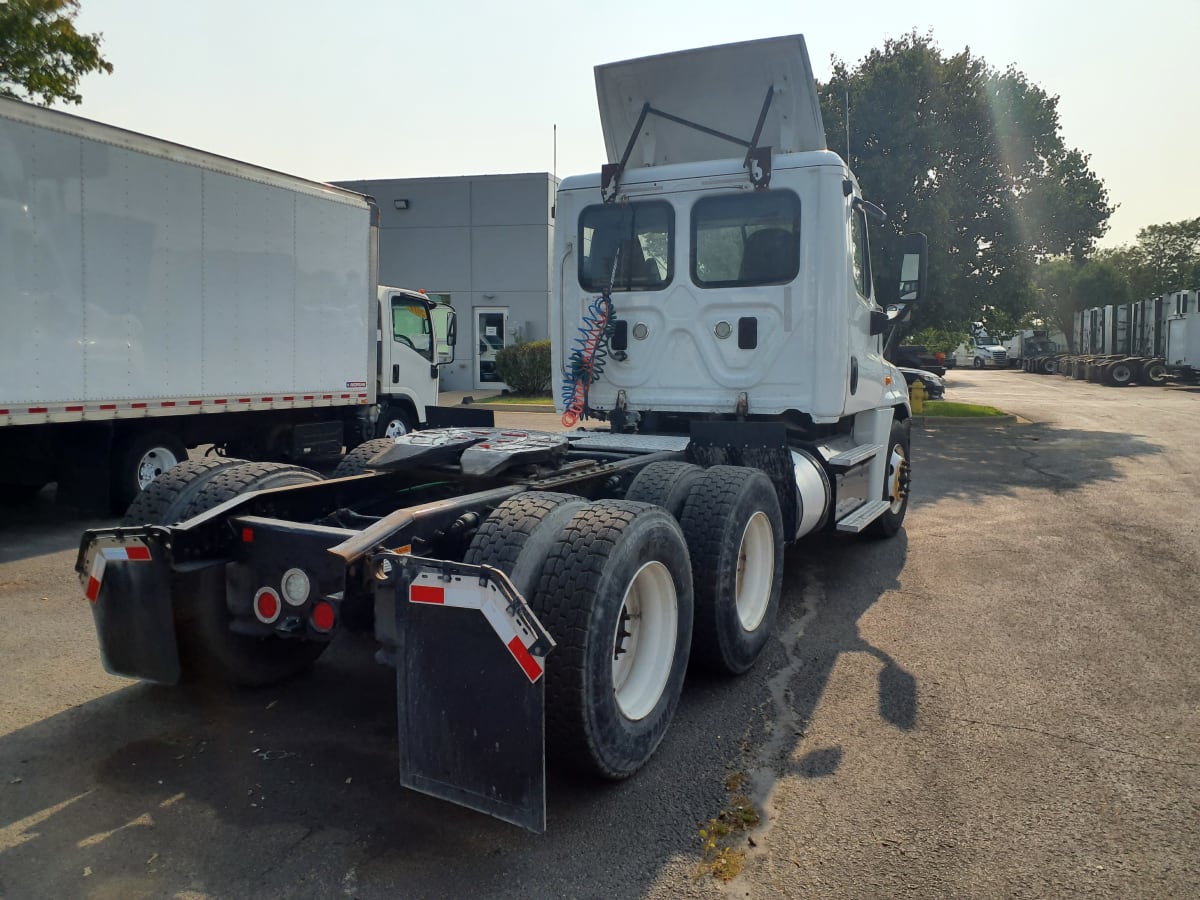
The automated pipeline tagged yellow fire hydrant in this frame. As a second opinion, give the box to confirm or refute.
[910,378,927,413]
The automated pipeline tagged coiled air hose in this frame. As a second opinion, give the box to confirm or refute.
[561,292,616,428]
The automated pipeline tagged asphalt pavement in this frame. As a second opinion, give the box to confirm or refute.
[0,371,1196,899]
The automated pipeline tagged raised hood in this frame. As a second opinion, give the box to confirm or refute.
[595,35,828,169]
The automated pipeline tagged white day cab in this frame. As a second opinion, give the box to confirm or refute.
[0,96,463,511]
[76,35,926,832]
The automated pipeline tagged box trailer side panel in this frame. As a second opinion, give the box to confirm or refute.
[0,106,371,407]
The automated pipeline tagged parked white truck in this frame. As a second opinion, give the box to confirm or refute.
[0,96,458,510]
[953,327,1008,368]
[75,35,926,832]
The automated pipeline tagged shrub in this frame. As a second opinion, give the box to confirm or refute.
[494,340,552,395]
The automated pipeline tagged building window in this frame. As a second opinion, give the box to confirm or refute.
[691,191,800,288]
[578,201,673,293]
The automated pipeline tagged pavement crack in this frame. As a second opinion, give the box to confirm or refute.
[952,716,1198,768]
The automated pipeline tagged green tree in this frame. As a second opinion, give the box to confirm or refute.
[818,33,1113,333]
[0,0,112,105]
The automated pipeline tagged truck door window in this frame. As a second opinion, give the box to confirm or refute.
[851,206,873,299]
[578,201,673,292]
[391,296,433,361]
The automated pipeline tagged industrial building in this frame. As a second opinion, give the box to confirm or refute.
[334,173,557,393]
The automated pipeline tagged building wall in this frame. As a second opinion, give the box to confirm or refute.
[334,173,556,393]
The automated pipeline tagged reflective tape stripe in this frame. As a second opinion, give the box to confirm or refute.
[408,571,546,683]
[84,541,151,603]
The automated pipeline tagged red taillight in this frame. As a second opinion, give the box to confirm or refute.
[253,587,281,623]
[311,601,335,632]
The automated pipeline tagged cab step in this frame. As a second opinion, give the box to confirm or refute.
[827,443,883,468]
[835,500,892,533]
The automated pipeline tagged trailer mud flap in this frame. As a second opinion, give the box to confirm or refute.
[372,554,553,833]
[77,532,180,684]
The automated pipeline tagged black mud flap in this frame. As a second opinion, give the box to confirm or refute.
[77,529,180,684]
[372,553,552,833]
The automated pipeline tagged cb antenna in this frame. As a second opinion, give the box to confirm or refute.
[845,88,850,164]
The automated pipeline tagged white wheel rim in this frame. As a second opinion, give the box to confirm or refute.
[611,561,677,721]
[735,512,774,631]
[887,444,909,514]
[384,418,409,438]
[136,447,180,489]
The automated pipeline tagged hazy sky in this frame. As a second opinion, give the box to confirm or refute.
[67,0,1198,248]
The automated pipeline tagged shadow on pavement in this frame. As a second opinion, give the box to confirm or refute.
[0,525,913,897]
[914,422,1163,503]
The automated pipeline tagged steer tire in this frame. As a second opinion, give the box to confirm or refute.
[679,466,784,676]
[532,500,693,779]
[121,456,249,525]
[464,491,589,595]
[177,462,324,521]
[624,461,705,519]
[865,419,913,539]
[375,404,416,439]
[111,430,188,513]
[332,438,397,478]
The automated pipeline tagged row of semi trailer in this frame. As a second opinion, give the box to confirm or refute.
[1015,291,1200,387]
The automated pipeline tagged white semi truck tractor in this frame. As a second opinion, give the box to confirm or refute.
[76,35,927,832]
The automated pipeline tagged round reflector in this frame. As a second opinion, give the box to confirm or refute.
[253,587,281,624]
[311,601,336,632]
[281,568,311,606]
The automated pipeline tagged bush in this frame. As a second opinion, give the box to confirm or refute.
[494,340,552,395]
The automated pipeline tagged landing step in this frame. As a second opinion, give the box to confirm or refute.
[827,443,883,467]
[835,500,892,533]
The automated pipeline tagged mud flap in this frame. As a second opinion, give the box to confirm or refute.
[372,554,552,833]
[77,531,180,684]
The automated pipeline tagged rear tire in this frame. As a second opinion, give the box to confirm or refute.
[624,461,704,518]
[532,501,693,779]
[332,438,396,478]
[121,456,248,525]
[1106,361,1134,386]
[1141,360,1167,385]
[464,491,588,595]
[177,461,324,521]
[679,466,784,675]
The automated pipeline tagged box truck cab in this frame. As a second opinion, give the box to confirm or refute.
[375,287,456,438]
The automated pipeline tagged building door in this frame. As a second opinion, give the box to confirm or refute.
[474,307,509,391]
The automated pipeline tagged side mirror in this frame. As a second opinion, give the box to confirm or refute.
[897,232,928,303]
[446,312,458,347]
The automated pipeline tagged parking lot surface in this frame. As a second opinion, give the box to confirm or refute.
[0,371,1196,898]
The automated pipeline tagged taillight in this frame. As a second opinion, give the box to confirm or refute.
[310,601,336,633]
[280,568,311,606]
[253,587,281,624]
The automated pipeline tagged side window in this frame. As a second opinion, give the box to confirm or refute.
[850,205,872,299]
[691,190,800,288]
[579,201,673,292]
[391,297,433,361]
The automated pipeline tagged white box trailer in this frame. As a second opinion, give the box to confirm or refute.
[0,97,458,511]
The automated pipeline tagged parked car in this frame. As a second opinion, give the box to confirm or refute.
[898,366,945,400]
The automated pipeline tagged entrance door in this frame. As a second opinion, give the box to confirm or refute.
[475,308,509,390]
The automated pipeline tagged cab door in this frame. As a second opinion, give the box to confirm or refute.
[382,290,438,414]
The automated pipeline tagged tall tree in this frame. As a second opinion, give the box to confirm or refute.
[0,0,111,105]
[1031,257,1130,351]
[819,33,1113,332]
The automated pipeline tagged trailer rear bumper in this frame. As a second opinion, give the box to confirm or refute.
[76,528,181,684]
